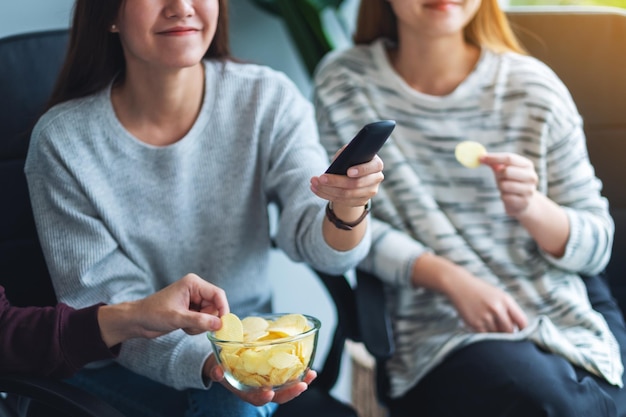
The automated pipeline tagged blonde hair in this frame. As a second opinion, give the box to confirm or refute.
[353,0,526,54]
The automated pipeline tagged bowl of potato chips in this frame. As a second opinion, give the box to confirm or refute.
[207,312,320,391]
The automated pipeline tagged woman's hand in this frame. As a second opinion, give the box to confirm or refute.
[310,151,384,250]
[204,354,317,406]
[481,152,569,258]
[98,274,230,347]
[412,252,527,334]
[481,152,538,218]
[446,273,528,333]
[310,152,384,210]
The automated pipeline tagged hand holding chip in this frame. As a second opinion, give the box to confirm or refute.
[455,142,538,218]
[480,152,539,217]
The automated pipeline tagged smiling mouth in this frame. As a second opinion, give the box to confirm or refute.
[158,28,200,36]
[424,2,459,9]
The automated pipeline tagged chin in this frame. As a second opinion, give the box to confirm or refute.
[163,57,206,70]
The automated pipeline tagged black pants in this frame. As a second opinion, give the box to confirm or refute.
[388,274,626,417]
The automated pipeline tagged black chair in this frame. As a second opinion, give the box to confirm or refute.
[0,29,127,417]
[0,28,361,417]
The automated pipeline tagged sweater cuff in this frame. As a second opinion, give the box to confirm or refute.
[361,227,427,288]
[540,207,603,274]
[60,303,119,371]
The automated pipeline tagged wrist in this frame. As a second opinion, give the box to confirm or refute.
[325,200,371,231]
[98,302,136,348]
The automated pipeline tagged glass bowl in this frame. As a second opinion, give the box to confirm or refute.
[207,313,321,391]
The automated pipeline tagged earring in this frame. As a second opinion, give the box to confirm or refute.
[111,24,117,31]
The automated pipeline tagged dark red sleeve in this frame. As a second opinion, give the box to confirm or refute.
[0,286,120,378]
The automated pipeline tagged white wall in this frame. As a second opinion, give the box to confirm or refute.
[1,0,74,38]
[1,0,351,404]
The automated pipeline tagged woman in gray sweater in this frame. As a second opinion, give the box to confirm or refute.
[24,0,384,416]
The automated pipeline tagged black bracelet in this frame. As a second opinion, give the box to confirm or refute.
[325,200,371,231]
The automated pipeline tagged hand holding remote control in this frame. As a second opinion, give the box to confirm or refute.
[325,120,395,175]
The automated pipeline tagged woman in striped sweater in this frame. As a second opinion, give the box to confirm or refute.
[313,0,626,415]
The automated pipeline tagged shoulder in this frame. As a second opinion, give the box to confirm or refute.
[494,52,576,108]
[314,43,379,85]
[32,93,104,138]
[312,42,385,111]
[204,59,310,116]
[485,51,583,138]
[314,41,372,78]
[27,91,109,174]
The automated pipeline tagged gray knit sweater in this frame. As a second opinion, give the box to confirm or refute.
[25,60,370,390]
[313,39,622,398]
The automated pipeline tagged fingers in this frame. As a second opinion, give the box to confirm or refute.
[508,301,529,330]
[240,389,276,407]
[271,382,308,404]
[184,273,230,317]
[311,158,384,206]
[302,369,317,385]
[483,153,537,186]
[478,313,527,334]
[180,312,223,335]
[345,155,384,178]
[210,366,314,406]
[481,152,532,168]
[211,363,274,407]
[470,297,526,334]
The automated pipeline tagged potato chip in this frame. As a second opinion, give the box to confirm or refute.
[455,140,487,168]
[242,316,269,335]
[268,351,301,369]
[267,313,308,337]
[215,313,244,342]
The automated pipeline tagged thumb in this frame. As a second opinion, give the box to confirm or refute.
[210,363,225,382]
[509,303,528,331]
[180,311,222,335]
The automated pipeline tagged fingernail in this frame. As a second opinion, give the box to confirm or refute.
[348,168,358,176]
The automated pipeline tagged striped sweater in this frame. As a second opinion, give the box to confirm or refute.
[313,39,622,398]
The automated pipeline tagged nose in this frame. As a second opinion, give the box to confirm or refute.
[164,0,194,19]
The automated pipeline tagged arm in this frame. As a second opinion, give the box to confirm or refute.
[480,109,612,275]
[313,64,426,287]
[480,152,570,258]
[265,76,374,274]
[410,252,528,333]
[0,286,116,378]
[97,274,228,347]
[0,276,228,379]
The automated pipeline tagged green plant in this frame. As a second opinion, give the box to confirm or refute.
[249,0,351,75]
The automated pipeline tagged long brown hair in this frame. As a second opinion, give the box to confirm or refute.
[47,0,231,110]
[354,0,525,54]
